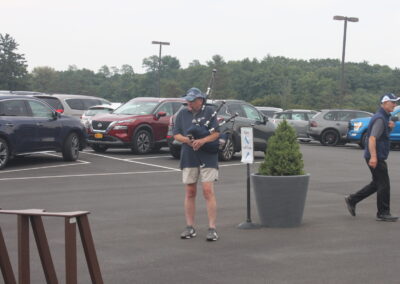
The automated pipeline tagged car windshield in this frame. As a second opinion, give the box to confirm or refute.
[85,108,113,116]
[113,101,159,115]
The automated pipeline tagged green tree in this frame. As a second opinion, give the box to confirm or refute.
[0,33,28,90]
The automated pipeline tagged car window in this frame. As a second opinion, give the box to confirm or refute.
[337,111,355,121]
[82,99,107,109]
[227,104,245,117]
[292,113,306,121]
[0,100,29,116]
[35,97,64,110]
[66,99,85,110]
[156,102,174,116]
[323,111,336,121]
[243,104,262,121]
[217,104,230,116]
[354,111,372,118]
[275,113,291,119]
[172,102,183,113]
[27,100,53,118]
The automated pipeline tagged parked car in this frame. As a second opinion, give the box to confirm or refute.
[308,109,373,146]
[347,106,400,148]
[255,106,283,118]
[87,97,184,154]
[271,109,318,141]
[32,94,111,118]
[0,94,87,169]
[81,103,121,128]
[167,99,275,161]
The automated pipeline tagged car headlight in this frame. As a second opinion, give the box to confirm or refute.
[353,122,363,131]
[113,125,128,130]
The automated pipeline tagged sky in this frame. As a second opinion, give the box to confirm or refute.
[2,0,400,74]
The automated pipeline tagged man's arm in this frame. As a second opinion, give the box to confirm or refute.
[368,136,377,169]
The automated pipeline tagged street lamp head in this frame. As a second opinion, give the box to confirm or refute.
[333,15,359,22]
[333,15,346,21]
[151,41,170,46]
[347,17,359,22]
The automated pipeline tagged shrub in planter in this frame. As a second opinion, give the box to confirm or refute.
[252,120,309,227]
[259,119,304,176]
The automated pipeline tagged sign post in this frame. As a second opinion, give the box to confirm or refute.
[237,127,260,229]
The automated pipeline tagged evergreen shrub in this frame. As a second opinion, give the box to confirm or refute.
[258,119,305,176]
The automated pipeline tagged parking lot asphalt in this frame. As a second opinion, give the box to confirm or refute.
[1,143,400,284]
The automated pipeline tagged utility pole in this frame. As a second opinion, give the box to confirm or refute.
[151,41,170,97]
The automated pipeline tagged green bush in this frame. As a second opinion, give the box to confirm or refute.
[258,120,305,176]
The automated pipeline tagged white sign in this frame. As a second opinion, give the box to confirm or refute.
[241,127,254,164]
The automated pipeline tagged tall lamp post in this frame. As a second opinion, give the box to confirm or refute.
[333,15,359,99]
[151,41,170,97]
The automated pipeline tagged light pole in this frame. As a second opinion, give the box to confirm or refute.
[151,41,170,97]
[333,15,359,99]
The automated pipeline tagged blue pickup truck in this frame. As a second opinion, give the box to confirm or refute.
[347,106,400,149]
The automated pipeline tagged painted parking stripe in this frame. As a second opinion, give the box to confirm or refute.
[0,160,90,174]
[82,152,180,171]
[0,169,178,181]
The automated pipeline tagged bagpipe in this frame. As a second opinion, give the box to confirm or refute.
[186,69,238,153]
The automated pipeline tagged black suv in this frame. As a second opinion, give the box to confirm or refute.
[0,94,87,169]
[167,100,275,161]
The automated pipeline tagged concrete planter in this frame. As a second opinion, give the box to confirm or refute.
[251,173,310,227]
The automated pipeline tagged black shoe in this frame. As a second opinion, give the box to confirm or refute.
[180,226,196,239]
[345,196,356,216]
[376,214,399,222]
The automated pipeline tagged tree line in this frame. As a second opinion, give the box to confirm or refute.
[1,33,400,113]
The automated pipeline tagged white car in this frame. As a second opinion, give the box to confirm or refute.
[81,103,121,128]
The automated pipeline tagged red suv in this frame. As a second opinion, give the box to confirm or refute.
[87,97,184,154]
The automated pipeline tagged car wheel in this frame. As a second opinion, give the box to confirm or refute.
[132,129,152,154]
[321,130,339,146]
[62,132,80,161]
[219,136,235,161]
[169,144,180,159]
[91,144,108,153]
[359,133,368,149]
[0,138,10,170]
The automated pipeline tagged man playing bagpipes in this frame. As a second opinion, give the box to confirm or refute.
[173,87,220,241]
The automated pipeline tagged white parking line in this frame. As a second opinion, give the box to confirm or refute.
[0,169,178,181]
[0,160,90,174]
[82,152,180,171]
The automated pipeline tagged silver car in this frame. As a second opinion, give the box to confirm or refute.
[33,94,111,118]
[308,109,373,146]
[271,109,318,141]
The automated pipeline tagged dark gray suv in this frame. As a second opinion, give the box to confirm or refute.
[167,100,275,161]
[308,109,373,146]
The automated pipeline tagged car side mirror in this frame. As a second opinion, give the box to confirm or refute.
[390,116,399,122]
[155,111,167,120]
[52,111,61,119]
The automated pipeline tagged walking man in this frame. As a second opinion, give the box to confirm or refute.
[173,87,220,241]
[345,93,399,221]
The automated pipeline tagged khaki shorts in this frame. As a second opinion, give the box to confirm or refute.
[182,167,219,184]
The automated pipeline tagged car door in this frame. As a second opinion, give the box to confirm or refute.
[0,99,37,153]
[26,99,62,150]
[242,104,272,151]
[290,112,309,138]
[390,109,400,141]
[152,102,175,142]
[336,111,355,137]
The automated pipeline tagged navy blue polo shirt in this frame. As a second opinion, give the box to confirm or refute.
[173,106,220,169]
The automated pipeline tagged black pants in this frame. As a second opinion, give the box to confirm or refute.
[351,159,390,215]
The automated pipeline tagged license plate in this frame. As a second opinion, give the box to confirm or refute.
[94,133,103,139]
